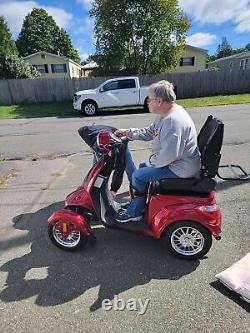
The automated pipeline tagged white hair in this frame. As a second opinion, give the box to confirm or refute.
[148,80,176,102]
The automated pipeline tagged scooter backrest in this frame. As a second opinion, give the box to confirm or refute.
[198,115,224,178]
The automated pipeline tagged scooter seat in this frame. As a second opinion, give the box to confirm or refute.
[150,177,217,196]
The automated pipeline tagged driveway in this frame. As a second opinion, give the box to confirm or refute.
[0,104,249,332]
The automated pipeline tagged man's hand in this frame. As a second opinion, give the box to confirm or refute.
[114,129,130,138]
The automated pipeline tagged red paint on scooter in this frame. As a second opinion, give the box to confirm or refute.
[147,192,221,238]
[48,209,92,236]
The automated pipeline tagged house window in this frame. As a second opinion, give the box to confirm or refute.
[180,57,195,66]
[51,64,67,73]
[240,59,244,69]
[41,54,46,59]
[245,59,249,69]
[229,62,233,68]
[34,64,48,73]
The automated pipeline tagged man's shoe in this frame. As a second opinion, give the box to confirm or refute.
[116,209,142,223]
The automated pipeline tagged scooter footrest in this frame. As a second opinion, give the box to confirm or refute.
[104,212,151,231]
[115,219,151,231]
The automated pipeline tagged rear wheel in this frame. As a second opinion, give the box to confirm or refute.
[48,221,88,251]
[81,100,99,116]
[164,221,212,260]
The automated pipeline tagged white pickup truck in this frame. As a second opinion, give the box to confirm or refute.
[73,76,149,116]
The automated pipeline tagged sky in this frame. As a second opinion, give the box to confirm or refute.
[1,0,250,62]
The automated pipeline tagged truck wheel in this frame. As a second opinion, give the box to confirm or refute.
[81,100,99,116]
[143,98,149,112]
[163,221,212,260]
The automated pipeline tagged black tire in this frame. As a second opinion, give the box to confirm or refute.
[81,100,99,116]
[48,222,88,251]
[163,220,212,260]
[143,97,149,112]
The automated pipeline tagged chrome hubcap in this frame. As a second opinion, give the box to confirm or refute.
[53,222,81,248]
[171,226,204,256]
[85,104,96,115]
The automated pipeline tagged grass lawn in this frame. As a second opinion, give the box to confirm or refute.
[178,94,250,109]
[0,94,250,119]
[0,102,77,119]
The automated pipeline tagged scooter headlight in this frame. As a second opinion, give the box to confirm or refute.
[97,132,122,150]
[97,132,113,150]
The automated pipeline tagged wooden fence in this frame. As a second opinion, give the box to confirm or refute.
[0,69,250,105]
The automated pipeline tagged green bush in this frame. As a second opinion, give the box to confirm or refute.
[0,53,40,79]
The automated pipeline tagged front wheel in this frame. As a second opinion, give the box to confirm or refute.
[164,221,212,260]
[48,221,88,251]
[81,100,99,116]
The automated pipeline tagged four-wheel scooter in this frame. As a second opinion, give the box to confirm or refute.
[48,116,224,260]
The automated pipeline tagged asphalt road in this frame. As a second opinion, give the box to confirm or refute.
[0,104,250,332]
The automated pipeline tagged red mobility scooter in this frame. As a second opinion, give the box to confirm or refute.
[48,116,224,260]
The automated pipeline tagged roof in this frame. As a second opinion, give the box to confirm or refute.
[81,61,98,69]
[208,50,250,65]
[24,51,81,67]
[186,44,208,54]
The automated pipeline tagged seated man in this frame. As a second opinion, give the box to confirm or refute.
[115,80,201,222]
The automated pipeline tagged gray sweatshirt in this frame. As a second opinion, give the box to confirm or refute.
[128,104,201,178]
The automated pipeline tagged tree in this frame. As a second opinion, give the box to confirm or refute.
[55,28,80,63]
[90,0,190,75]
[0,53,40,79]
[216,37,233,59]
[207,54,216,62]
[0,16,18,57]
[244,43,250,51]
[0,16,39,79]
[16,8,80,63]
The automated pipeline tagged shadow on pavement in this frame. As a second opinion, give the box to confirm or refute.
[1,201,200,311]
[216,179,250,192]
[210,281,250,313]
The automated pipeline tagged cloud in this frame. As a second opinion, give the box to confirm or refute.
[186,33,217,48]
[44,6,73,29]
[73,17,96,61]
[76,0,93,10]
[71,16,96,59]
[179,0,250,32]
[235,10,250,32]
[0,0,73,37]
[79,51,90,61]
[74,16,94,37]
[74,39,90,61]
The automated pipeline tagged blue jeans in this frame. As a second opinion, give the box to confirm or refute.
[127,162,179,217]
